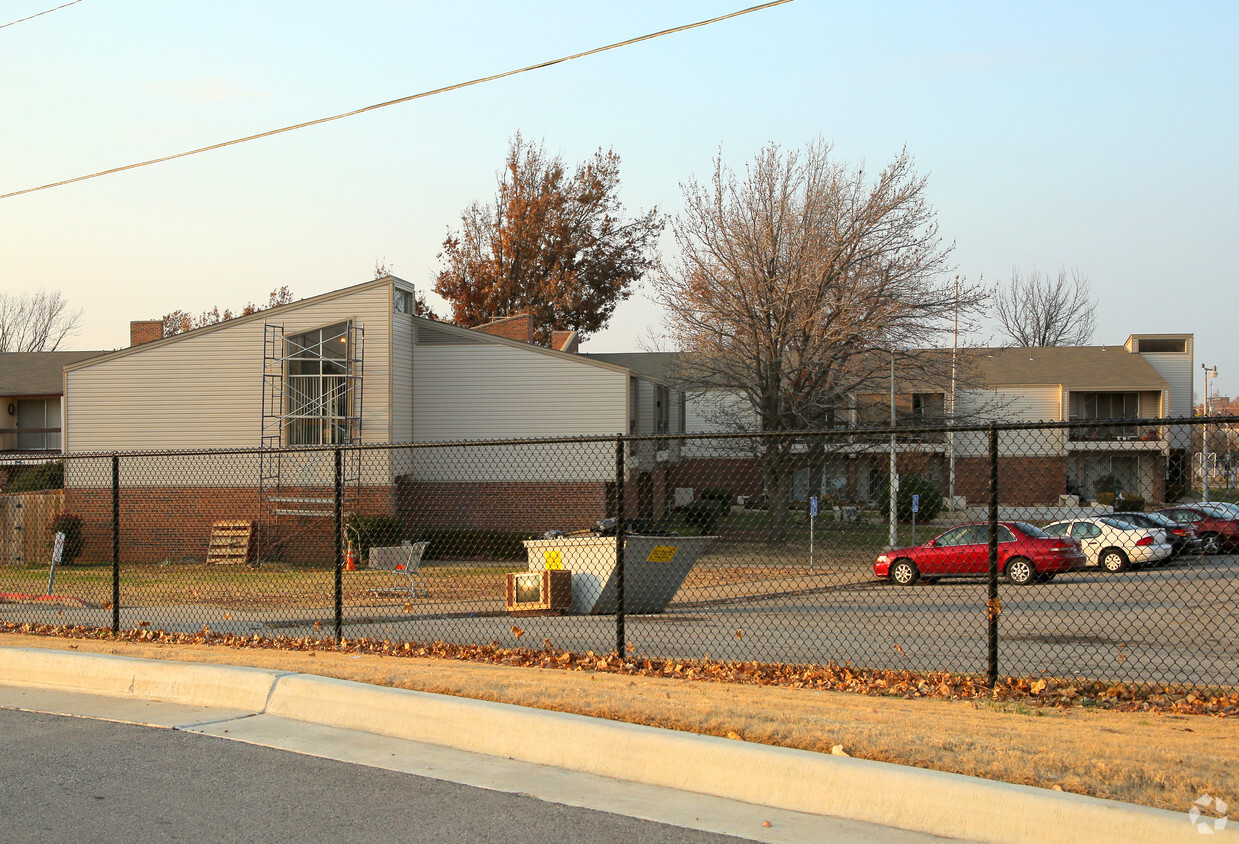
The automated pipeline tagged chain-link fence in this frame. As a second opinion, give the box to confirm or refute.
[2,416,1237,692]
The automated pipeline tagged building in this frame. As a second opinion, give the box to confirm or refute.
[59,277,681,562]
[0,350,103,487]
[640,334,1194,508]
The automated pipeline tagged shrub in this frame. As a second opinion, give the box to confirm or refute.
[412,529,540,561]
[46,512,84,565]
[699,487,734,508]
[878,474,944,524]
[1113,494,1145,512]
[683,499,723,535]
[344,514,406,558]
[9,461,64,493]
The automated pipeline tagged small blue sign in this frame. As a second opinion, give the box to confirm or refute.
[911,494,920,513]
[809,496,818,518]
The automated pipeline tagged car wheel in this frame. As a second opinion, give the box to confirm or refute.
[1099,548,1129,572]
[1005,557,1036,585]
[890,559,919,586]
[1201,533,1222,555]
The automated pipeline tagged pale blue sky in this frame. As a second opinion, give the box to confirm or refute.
[2,1,1236,399]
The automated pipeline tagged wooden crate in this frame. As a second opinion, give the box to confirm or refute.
[505,569,572,615]
[206,520,254,565]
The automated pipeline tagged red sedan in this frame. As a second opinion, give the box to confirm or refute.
[874,521,1086,586]
[1155,505,1239,554]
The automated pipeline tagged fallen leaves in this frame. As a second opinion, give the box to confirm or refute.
[0,620,1234,718]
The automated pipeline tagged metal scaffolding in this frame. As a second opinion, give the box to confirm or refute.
[259,321,364,526]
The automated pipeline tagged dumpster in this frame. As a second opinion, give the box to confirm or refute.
[521,534,715,615]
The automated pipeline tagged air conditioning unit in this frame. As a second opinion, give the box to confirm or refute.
[505,570,573,615]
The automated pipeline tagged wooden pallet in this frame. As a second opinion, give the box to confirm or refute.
[206,520,254,565]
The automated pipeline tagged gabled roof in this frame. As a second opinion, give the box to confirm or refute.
[962,346,1169,391]
[583,352,678,382]
[413,316,636,377]
[0,351,106,395]
[64,276,409,372]
[587,347,1169,394]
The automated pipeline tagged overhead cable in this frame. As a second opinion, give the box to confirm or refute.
[1,0,794,200]
[1,0,85,31]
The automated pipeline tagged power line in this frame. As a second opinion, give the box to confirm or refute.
[1,0,85,31]
[2,0,795,200]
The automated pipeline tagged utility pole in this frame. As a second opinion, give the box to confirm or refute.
[1202,364,1217,501]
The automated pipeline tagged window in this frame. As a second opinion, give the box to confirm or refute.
[655,385,670,434]
[393,289,412,314]
[15,398,61,451]
[286,322,353,445]
[1136,338,1187,354]
[1069,392,1141,440]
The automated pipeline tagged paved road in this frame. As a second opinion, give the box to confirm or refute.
[0,708,749,844]
[6,556,1237,687]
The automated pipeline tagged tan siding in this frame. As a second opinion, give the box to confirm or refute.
[65,285,393,454]
[409,344,625,483]
[955,386,1063,457]
[412,345,626,440]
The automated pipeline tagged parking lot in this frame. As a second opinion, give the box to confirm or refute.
[9,553,1236,690]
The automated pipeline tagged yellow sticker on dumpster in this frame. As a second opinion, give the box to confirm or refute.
[544,549,563,570]
[647,545,678,563]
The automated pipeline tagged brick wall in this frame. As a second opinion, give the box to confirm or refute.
[65,484,396,566]
[670,458,765,502]
[129,320,164,346]
[953,456,1068,506]
[474,314,534,345]
[396,479,609,533]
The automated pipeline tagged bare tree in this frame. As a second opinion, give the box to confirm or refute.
[162,286,295,336]
[0,289,84,352]
[655,139,983,542]
[993,266,1096,347]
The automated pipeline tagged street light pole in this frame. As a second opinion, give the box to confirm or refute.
[1202,364,1217,502]
[889,350,899,549]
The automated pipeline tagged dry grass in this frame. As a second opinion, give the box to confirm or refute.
[2,630,1233,814]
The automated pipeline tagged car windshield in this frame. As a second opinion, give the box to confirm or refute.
[1012,521,1050,538]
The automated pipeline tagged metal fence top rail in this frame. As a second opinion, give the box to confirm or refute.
[19,414,1239,461]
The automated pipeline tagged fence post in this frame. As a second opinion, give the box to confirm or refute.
[986,423,999,688]
[111,454,120,633]
[334,447,343,645]
[615,435,626,657]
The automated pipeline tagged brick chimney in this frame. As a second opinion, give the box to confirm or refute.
[551,330,579,353]
[130,320,164,346]
[475,313,534,345]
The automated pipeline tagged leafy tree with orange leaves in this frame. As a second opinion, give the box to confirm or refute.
[434,133,663,345]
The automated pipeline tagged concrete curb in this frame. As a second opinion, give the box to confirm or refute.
[0,647,1231,844]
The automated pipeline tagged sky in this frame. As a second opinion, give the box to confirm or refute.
[2,1,1236,401]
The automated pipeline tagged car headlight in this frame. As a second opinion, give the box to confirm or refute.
[876,554,891,564]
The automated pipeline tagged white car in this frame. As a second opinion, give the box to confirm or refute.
[1041,516,1173,572]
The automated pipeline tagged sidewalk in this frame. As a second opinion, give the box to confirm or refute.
[0,645,1228,844]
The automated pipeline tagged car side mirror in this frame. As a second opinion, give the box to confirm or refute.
[924,539,937,547]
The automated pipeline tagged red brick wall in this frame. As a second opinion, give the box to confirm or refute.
[129,320,163,346]
[474,314,533,344]
[396,479,609,533]
[670,458,764,501]
[65,485,397,566]
[953,456,1068,506]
